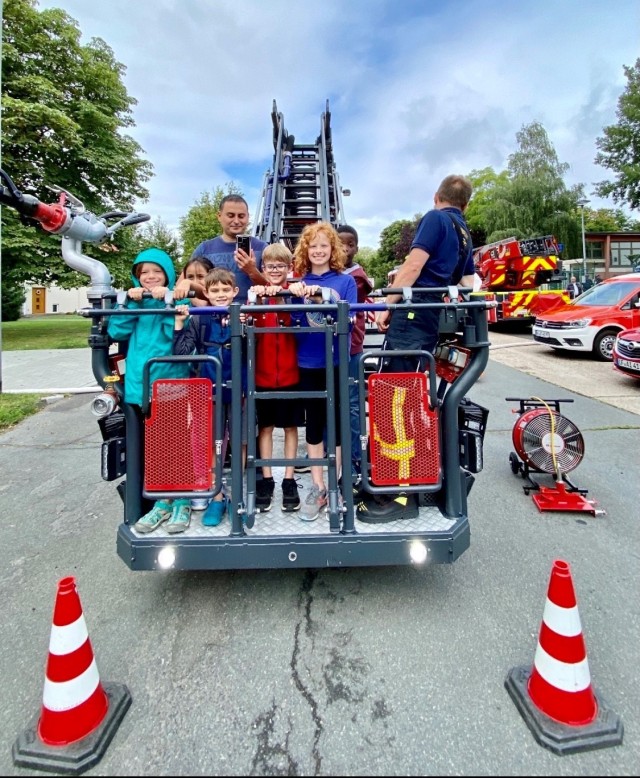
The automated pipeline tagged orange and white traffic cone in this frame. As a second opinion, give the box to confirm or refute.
[505,559,623,755]
[12,577,131,775]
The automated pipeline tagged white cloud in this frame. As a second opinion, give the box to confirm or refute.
[35,0,640,249]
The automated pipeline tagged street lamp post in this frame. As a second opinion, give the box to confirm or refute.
[577,197,590,285]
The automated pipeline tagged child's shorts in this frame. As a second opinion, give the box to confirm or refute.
[256,384,304,429]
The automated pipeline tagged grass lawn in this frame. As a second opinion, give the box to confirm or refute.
[0,392,44,433]
[2,314,91,350]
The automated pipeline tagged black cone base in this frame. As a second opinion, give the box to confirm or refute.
[505,666,623,756]
[12,681,132,775]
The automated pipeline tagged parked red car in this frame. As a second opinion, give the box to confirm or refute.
[613,326,640,379]
[532,273,640,360]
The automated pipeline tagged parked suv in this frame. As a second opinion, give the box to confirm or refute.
[613,326,640,378]
[532,274,640,360]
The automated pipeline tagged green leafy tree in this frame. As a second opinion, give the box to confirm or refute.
[179,184,244,260]
[480,122,582,255]
[132,217,180,264]
[354,246,378,286]
[1,0,152,317]
[464,167,510,247]
[585,207,634,232]
[594,58,640,209]
[369,215,422,286]
[1,269,26,320]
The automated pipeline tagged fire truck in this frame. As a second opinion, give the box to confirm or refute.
[471,235,569,323]
[0,100,492,573]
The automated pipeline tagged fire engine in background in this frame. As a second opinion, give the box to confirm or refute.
[471,235,569,324]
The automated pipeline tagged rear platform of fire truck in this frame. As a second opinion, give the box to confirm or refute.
[110,102,491,571]
[0,100,491,573]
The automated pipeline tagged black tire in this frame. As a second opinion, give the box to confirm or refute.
[509,452,520,475]
[592,329,618,361]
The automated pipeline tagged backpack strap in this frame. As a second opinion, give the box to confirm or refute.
[443,211,472,284]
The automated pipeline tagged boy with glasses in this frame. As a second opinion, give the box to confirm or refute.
[249,244,304,513]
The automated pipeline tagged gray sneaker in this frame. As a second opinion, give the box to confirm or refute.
[134,500,172,533]
[300,485,327,522]
[166,501,191,534]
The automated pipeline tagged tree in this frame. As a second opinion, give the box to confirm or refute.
[133,217,180,265]
[480,122,582,254]
[594,58,640,210]
[464,167,510,247]
[584,207,634,232]
[369,215,422,286]
[179,184,244,260]
[354,246,378,285]
[1,269,26,320]
[1,0,152,318]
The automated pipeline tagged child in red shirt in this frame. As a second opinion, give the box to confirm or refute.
[249,244,304,513]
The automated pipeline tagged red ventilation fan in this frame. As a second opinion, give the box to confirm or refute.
[506,397,603,516]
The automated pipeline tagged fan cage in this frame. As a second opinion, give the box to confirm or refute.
[512,408,585,474]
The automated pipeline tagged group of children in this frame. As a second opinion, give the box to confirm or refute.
[108,222,371,534]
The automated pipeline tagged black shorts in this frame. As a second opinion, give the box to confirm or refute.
[298,367,342,446]
[256,385,305,429]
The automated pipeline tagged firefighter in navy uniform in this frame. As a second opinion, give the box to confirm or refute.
[358,174,475,523]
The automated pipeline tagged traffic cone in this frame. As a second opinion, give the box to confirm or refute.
[505,559,623,755]
[12,577,132,775]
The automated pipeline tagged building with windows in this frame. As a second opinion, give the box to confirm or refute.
[583,230,640,278]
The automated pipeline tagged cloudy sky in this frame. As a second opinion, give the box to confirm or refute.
[37,0,639,249]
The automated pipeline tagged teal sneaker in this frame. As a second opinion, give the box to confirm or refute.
[134,500,172,533]
[203,498,227,527]
[166,500,191,534]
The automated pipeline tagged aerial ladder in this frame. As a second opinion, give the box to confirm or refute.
[253,99,348,250]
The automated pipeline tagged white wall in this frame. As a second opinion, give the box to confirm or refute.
[22,284,91,315]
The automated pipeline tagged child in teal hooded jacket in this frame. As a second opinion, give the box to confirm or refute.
[108,247,190,406]
[108,247,193,534]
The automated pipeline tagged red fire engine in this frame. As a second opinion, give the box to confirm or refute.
[472,235,569,323]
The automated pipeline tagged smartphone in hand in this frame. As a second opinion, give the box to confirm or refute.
[236,234,252,254]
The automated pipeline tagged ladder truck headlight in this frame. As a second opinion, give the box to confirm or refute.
[409,540,428,565]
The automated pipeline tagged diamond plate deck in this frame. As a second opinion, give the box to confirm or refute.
[132,467,455,538]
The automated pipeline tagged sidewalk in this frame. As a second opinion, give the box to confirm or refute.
[1,348,99,394]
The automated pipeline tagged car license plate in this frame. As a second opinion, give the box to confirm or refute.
[616,358,640,371]
[534,329,549,338]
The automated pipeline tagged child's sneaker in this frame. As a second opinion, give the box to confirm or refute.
[299,485,327,522]
[256,477,275,512]
[134,500,172,533]
[203,498,227,527]
[282,478,301,512]
[166,500,191,534]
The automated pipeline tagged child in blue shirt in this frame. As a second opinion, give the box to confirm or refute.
[174,267,247,527]
[288,222,357,521]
